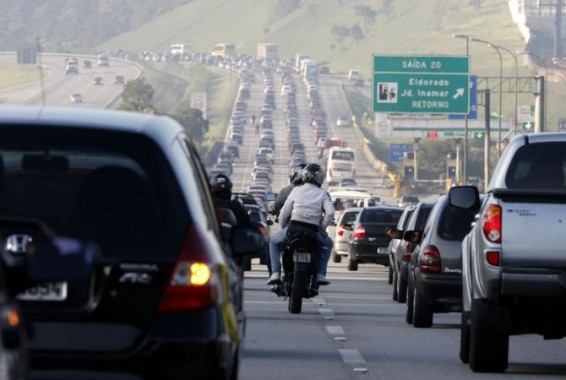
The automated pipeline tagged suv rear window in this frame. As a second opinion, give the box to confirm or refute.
[360,208,402,224]
[506,142,566,189]
[0,126,188,260]
[437,204,475,241]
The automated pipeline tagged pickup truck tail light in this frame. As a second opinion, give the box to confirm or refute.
[419,245,441,273]
[353,225,366,239]
[482,204,502,243]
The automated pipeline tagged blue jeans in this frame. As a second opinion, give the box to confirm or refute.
[269,226,332,276]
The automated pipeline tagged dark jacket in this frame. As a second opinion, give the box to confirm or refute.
[273,181,303,215]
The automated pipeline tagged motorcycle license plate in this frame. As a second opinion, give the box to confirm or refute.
[293,253,311,263]
[17,282,68,301]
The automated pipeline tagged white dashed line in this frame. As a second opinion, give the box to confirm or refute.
[338,349,366,364]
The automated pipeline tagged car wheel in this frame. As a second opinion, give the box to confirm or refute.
[397,269,408,303]
[405,276,414,324]
[388,265,393,284]
[459,310,471,364]
[469,300,509,372]
[412,284,433,328]
[347,255,358,271]
[332,249,342,263]
[392,269,399,301]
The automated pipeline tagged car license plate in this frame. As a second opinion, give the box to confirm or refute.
[377,247,389,254]
[17,282,68,301]
[293,253,311,263]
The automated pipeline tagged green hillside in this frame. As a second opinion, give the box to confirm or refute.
[98,0,525,77]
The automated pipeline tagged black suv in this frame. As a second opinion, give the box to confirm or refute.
[0,106,264,379]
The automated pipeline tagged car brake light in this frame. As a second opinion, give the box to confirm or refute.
[337,225,345,237]
[402,243,412,262]
[482,204,502,243]
[158,225,221,313]
[419,245,441,273]
[353,226,365,238]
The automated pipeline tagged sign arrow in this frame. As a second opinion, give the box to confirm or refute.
[453,88,465,99]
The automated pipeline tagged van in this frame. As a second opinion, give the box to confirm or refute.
[348,69,361,81]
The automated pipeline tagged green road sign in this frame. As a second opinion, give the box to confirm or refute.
[373,55,470,114]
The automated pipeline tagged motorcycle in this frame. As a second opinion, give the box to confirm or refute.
[271,227,321,314]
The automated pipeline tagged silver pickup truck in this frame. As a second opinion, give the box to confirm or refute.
[449,132,566,373]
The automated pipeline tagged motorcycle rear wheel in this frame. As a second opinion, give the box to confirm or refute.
[288,269,306,314]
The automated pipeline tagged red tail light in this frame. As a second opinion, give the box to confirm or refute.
[158,225,221,314]
[353,225,366,239]
[402,243,413,262]
[482,204,502,243]
[419,245,441,273]
[337,226,345,237]
[486,251,500,266]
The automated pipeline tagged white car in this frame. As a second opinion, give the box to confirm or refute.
[336,113,351,127]
[257,147,274,163]
[70,93,83,103]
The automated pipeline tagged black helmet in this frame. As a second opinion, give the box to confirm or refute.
[302,163,325,187]
[289,163,307,184]
[210,173,232,200]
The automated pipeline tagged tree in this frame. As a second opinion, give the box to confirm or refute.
[381,0,395,21]
[354,5,377,26]
[118,77,157,114]
[351,23,364,42]
[172,107,209,144]
[331,25,351,45]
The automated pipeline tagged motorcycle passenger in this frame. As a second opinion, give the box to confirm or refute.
[210,173,250,227]
[267,163,335,285]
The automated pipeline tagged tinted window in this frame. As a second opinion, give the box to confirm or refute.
[437,204,475,241]
[0,126,188,260]
[506,142,566,189]
[360,209,402,224]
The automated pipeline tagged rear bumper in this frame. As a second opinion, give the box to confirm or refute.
[29,308,240,379]
[416,273,462,305]
[348,243,389,265]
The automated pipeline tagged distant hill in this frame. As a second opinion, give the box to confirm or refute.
[97,0,526,77]
[0,0,193,53]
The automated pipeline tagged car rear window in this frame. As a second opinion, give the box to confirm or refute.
[360,208,402,224]
[506,142,566,189]
[0,126,188,260]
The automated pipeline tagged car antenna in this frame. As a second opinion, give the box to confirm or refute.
[36,37,46,107]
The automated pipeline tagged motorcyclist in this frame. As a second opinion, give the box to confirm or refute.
[210,173,250,227]
[267,163,334,285]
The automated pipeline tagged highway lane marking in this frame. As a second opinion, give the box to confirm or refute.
[326,326,345,335]
[338,349,366,364]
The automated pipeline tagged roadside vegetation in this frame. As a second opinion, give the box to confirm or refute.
[0,64,44,91]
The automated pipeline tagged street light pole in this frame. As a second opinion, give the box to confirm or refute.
[470,37,503,158]
[518,51,548,131]
[452,33,470,183]
[496,45,518,137]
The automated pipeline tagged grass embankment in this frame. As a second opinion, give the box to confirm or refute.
[128,61,238,153]
[0,64,45,90]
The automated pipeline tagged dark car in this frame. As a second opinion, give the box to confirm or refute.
[0,106,264,379]
[83,60,92,69]
[347,206,403,271]
[390,202,434,303]
[387,206,416,285]
[114,75,125,84]
[92,76,104,85]
[405,194,476,327]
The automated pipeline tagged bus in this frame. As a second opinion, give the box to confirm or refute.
[325,147,356,182]
[212,43,236,59]
[170,44,191,55]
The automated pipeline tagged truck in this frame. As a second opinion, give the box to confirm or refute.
[295,54,309,73]
[257,43,278,61]
[97,53,109,67]
[449,132,566,373]
[64,58,79,74]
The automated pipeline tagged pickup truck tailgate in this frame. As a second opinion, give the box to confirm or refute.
[502,201,566,267]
